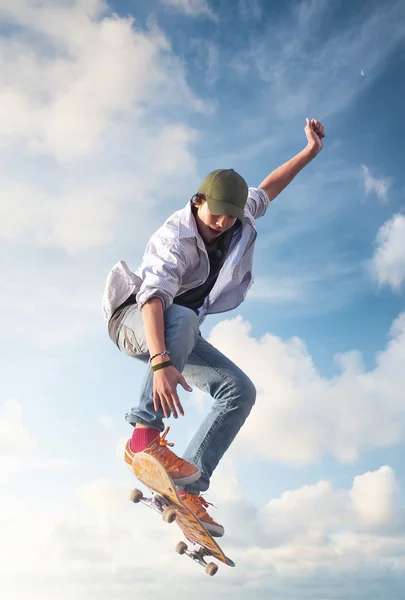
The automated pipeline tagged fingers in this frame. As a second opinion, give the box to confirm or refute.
[310,118,325,138]
[164,394,178,419]
[153,389,160,414]
[153,388,172,418]
[170,393,184,418]
[156,393,173,419]
[153,390,184,419]
[174,394,185,417]
[164,390,184,419]
[153,369,189,420]
[179,375,193,393]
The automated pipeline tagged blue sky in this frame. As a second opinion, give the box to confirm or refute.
[1,0,405,598]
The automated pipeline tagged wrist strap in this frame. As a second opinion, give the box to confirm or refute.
[150,350,170,363]
[151,360,173,373]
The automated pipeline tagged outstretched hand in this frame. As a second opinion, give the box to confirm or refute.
[153,364,192,419]
[305,118,325,155]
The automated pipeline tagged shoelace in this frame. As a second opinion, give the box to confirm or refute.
[159,426,174,448]
[199,496,215,509]
[183,494,219,523]
[148,427,186,470]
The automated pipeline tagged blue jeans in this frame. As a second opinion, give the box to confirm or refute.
[115,303,256,494]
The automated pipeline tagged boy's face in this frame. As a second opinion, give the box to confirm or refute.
[195,201,237,243]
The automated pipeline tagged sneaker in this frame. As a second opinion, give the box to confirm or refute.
[179,492,225,538]
[124,427,201,487]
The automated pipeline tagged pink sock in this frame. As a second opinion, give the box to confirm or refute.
[130,427,159,453]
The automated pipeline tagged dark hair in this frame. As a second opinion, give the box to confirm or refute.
[190,192,206,208]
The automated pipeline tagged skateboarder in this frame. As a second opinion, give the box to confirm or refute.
[103,118,325,537]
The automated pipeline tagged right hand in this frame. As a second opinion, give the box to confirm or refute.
[304,118,325,154]
[153,363,192,419]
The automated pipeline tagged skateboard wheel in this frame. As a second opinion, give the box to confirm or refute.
[205,562,218,576]
[129,489,144,503]
[162,507,177,524]
[175,541,188,555]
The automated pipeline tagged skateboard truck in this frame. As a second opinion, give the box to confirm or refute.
[175,542,227,576]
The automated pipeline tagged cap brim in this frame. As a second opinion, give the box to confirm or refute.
[206,197,245,223]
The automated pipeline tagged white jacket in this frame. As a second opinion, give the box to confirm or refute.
[102,187,269,325]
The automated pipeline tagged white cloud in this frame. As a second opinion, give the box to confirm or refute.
[3,460,404,599]
[0,0,206,161]
[0,176,118,252]
[204,313,405,465]
[2,440,405,600]
[361,165,391,202]
[372,214,405,291]
[0,477,176,590]
[350,466,398,527]
[0,120,198,258]
[263,466,398,540]
[0,398,67,479]
[0,0,206,264]
[210,463,405,580]
[160,0,217,20]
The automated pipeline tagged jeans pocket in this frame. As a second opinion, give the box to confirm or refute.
[118,325,143,357]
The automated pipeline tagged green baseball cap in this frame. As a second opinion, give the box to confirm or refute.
[198,169,248,223]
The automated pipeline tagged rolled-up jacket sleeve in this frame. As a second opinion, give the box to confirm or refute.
[245,187,270,219]
[135,238,188,311]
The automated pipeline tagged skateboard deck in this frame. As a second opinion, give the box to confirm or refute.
[130,451,235,575]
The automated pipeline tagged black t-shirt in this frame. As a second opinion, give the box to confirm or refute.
[173,220,237,312]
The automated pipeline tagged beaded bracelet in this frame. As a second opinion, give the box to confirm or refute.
[151,360,173,373]
[149,350,170,363]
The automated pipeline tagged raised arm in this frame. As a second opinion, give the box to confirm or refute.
[258,118,325,202]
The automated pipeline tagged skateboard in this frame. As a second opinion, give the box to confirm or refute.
[129,451,235,576]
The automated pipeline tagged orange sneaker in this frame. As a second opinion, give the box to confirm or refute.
[124,427,201,487]
[179,492,224,538]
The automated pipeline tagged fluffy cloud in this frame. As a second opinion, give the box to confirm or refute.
[1,398,404,598]
[372,214,405,290]
[209,463,405,584]
[361,165,391,202]
[205,313,405,465]
[0,478,178,599]
[0,0,205,160]
[0,1,204,259]
[349,466,398,528]
[0,175,119,252]
[0,121,198,253]
[2,459,404,600]
[261,465,398,539]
